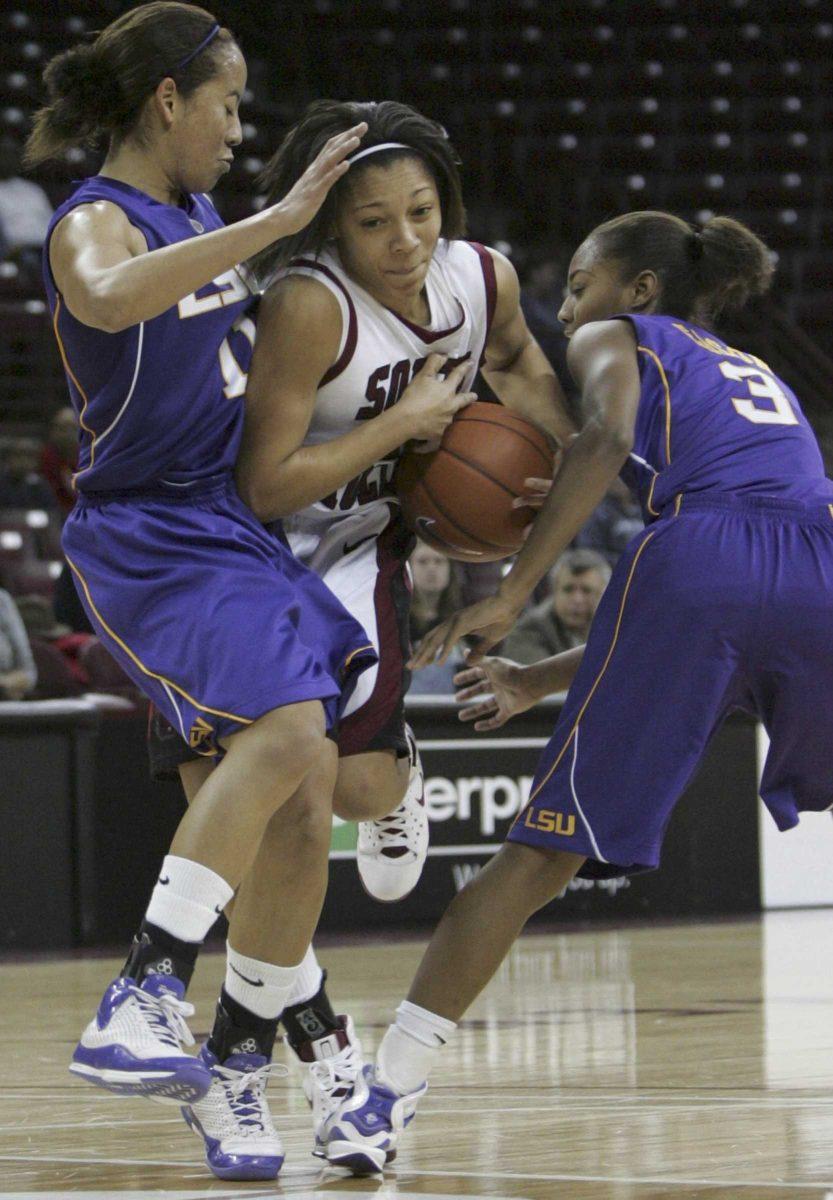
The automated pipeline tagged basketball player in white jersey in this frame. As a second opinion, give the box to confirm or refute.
[167,100,576,1166]
[240,97,574,887]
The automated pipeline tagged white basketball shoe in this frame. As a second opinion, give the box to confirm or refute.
[181,1044,285,1181]
[357,726,428,902]
[289,1014,375,1159]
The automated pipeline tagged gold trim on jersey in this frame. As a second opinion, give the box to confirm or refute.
[516,528,660,815]
[343,644,375,676]
[637,345,672,466]
[52,295,98,486]
[66,554,254,727]
[646,473,660,518]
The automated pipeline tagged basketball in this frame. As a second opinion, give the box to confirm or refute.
[396,402,556,562]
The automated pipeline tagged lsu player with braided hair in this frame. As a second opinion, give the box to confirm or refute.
[322,210,833,1174]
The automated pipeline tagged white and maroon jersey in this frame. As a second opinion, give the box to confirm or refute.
[280,238,497,574]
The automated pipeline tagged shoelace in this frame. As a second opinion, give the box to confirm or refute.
[130,985,196,1049]
[309,1046,363,1101]
[215,1061,287,1131]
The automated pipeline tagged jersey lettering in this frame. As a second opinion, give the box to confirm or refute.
[674,323,771,373]
[355,352,471,421]
[178,268,250,319]
[219,315,256,400]
[719,361,799,426]
[320,457,399,512]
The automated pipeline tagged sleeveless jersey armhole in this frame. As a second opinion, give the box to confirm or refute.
[285,258,358,387]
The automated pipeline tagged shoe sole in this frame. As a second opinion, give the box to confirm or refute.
[314,1142,396,1164]
[326,1139,387,1174]
[69,1060,209,1105]
[356,855,425,904]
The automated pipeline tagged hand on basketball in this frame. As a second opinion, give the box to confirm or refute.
[454,655,537,731]
[410,593,522,668]
[399,353,477,445]
[511,437,570,511]
[270,123,368,237]
[512,476,554,511]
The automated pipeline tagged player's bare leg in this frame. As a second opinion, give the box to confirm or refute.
[334,750,408,820]
[183,748,343,1180]
[323,844,585,1173]
[70,701,332,1108]
[177,749,366,1172]
[406,843,586,1019]
[169,700,329,886]
[337,734,428,903]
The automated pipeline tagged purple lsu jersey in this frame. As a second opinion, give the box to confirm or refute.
[618,314,833,518]
[43,177,255,492]
[49,175,377,750]
[508,314,833,877]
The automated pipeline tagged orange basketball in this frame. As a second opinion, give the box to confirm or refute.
[396,402,555,562]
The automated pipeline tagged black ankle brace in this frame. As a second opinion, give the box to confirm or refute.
[121,920,198,988]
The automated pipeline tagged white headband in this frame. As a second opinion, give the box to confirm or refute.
[348,141,411,165]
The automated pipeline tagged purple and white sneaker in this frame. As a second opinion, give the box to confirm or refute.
[69,974,209,1104]
[324,1063,426,1175]
[181,1044,285,1181]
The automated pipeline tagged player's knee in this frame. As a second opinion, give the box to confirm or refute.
[249,705,328,778]
[511,845,585,916]
[263,785,334,862]
[333,751,405,821]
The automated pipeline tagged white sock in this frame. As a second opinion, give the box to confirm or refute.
[144,854,234,943]
[283,944,324,1007]
[376,1000,457,1094]
[225,943,301,1020]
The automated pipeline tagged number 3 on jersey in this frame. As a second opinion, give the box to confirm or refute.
[719,361,798,426]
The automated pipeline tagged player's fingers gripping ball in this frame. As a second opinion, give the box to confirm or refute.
[397,402,557,562]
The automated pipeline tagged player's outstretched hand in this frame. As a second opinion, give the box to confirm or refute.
[271,123,368,237]
[409,593,521,669]
[399,353,477,446]
[454,655,537,731]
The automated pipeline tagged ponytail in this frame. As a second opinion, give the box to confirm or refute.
[24,1,235,168]
[591,209,774,325]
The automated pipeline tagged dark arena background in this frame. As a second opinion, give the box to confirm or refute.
[2,2,833,1197]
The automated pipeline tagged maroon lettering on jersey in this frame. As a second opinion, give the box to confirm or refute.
[357,363,391,421]
[356,352,473,423]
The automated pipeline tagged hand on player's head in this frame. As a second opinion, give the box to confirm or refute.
[272,123,368,236]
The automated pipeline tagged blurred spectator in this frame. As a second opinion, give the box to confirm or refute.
[40,407,79,517]
[0,136,53,283]
[502,548,610,665]
[0,437,58,510]
[15,593,93,690]
[408,540,465,694]
[409,540,463,643]
[575,477,644,566]
[0,586,37,699]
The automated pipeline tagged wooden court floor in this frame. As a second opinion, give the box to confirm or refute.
[2,910,833,1199]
